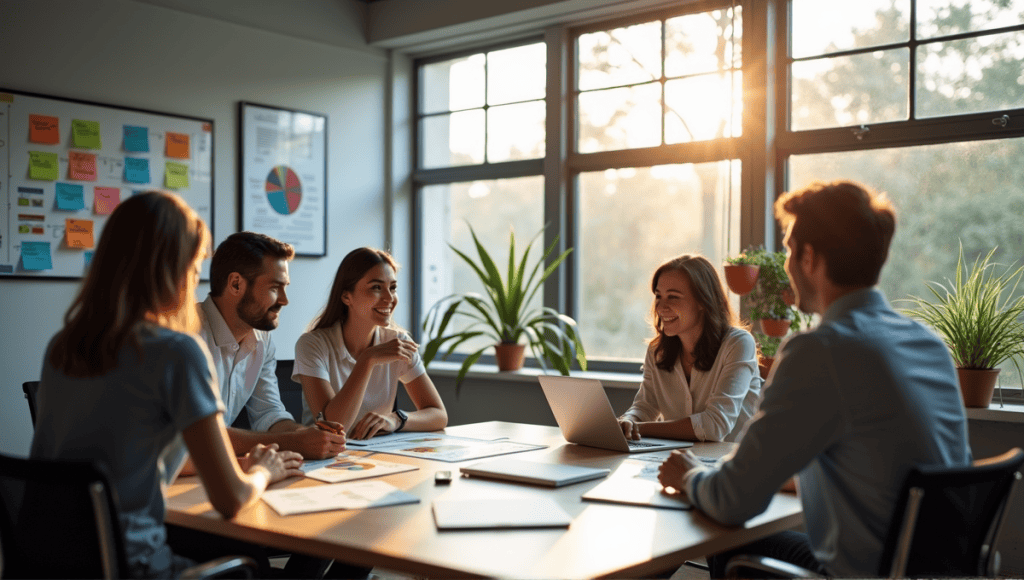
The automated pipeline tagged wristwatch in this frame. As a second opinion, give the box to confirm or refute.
[394,408,408,432]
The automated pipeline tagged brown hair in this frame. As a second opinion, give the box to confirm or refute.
[49,191,210,376]
[775,179,896,287]
[649,254,740,372]
[312,247,399,331]
[209,231,294,296]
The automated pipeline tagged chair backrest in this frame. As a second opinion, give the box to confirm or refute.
[878,447,1024,578]
[0,452,128,579]
[230,359,304,429]
[22,381,40,427]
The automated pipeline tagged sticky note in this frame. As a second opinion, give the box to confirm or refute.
[18,198,29,206]
[18,225,30,234]
[29,114,60,144]
[56,182,86,210]
[71,119,102,149]
[94,187,121,215]
[123,125,149,152]
[21,241,53,270]
[84,251,94,269]
[65,218,95,249]
[124,157,150,184]
[68,151,98,181]
[166,132,190,159]
[165,162,189,188]
[29,151,59,180]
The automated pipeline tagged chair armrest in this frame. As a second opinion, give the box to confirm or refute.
[725,555,824,579]
[179,555,258,579]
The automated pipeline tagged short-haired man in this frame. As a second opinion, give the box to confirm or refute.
[659,180,971,577]
[200,231,345,459]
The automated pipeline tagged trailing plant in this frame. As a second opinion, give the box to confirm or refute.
[421,225,587,394]
[725,249,760,266]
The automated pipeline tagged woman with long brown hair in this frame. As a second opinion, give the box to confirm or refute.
[617,254,762,443]
[31,191,302,578]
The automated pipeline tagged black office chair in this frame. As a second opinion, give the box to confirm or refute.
[21,381,40,426]
[0,452,257,579]
[725,447,1024,579]
[230,359,305,429]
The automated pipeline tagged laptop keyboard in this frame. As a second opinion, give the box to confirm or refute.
[626,439,661,449]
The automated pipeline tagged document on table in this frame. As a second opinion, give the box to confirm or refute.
[303,453,417,484]
[582,458,692,510]
[347,432,546,463]
[262,480,419,516]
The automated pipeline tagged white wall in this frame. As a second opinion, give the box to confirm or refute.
[0,0,390,456]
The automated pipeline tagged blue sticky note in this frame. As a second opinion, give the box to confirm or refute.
[84,251,95,269]
[125,157,151,184]
[21,241,53,270]
[124,125,149,152]
[56,182,86,210]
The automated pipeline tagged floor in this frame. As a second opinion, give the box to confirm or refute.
[270,558,712,579]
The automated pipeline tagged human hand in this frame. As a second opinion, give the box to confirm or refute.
[350,411,400,440]
[618,418,640,440]
[245,443,304,483]
[289,423,347,459]
[363,338,419,366]
[658,449,702,495]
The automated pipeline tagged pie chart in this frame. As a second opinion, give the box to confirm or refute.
[265,165,302,215]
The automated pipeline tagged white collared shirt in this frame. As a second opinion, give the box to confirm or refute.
[196,295,293,431]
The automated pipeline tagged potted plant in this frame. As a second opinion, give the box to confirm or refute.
[901,246,1024,408]
[421,225,587,394]
[747,248,797,338]
[724,251,760,295]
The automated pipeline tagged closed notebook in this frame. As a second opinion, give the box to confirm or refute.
[433,497,573,530]
[459,458,610,487]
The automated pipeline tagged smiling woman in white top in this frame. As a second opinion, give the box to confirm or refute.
[618,254,763,443]
[294,247,447,440]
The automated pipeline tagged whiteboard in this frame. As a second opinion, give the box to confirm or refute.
[0,88,214,279]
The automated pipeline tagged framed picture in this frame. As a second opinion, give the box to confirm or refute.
[238,102,327,257]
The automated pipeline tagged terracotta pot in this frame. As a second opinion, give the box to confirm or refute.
[758,355,775,380]
[724,264,759,295]
[957,368,1000,408]
[494,342,526,371]
[760,318,791,338]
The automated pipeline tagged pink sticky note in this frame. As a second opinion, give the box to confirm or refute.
[94,187,121,215]
[68,151,97,181]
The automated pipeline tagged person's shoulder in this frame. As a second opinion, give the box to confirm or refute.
[142,326,210,363]
[724,326,755,345]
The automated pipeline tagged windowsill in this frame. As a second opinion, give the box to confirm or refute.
[426,361,642,390]
[966,402,1024,424]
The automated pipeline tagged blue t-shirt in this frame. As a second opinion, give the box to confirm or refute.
[31,325,224,578]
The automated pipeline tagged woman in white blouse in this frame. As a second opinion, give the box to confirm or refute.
[618,254,763,443]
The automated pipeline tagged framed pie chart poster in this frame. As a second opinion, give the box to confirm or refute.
[239,102,327,256]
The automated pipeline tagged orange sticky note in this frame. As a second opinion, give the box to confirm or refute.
[94,187,120,215]
[166,132,190,159]
[68,151,97,181]
[65,218,95,249]
[29,114,60,144]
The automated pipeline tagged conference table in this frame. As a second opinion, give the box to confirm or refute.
[165,421,802,579]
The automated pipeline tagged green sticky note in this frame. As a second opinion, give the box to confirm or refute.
[29,151,59,180]
[72,119,102,149]
[165,161,189,189]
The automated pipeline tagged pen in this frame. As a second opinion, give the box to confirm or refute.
[315,412,344,435]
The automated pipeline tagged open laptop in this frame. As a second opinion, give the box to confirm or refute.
[537,376,693,453]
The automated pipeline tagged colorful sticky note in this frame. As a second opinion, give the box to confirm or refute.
[56,182,86,210]
[68,151,98,181]
[29,151,59,180]
[29,114,60,144]
[71,119,102,149]
[166,132,190,159]
[124,157,150,184]
[94,187,121,215]
[21,241,53,270]
[165,162,189,189]
[65,219,95,249]
[18,225,30,234]
[84,251,95,269]
[18,198,29,206]
[123,125,149,152]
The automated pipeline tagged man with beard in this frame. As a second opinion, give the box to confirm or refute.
[658,180,970,578]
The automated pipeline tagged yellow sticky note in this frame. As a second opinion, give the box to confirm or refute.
[166,132,190,159]
[29,151,59,180]
[165,162,189,188]
[71,119,102,149]
[66,218,95,249]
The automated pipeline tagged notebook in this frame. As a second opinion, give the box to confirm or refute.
[537,375,694,453]
[432,497,573,530]
[460,458,610,487]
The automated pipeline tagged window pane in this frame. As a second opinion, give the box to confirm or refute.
[420,110,485,169]
[916,31,1024,118]
[488,43,546,105]
[791,49,909,130]
[487,101,545,162]
[917,0,1024,39]
[791,0,909,58]
[578,21,662,91]
[419,177,545,355]
[665,7,742,77]
[666,71,742,143]
[789,139,1024,387]
[421,54,485,114]
[578,83,661,153]
[578,162,741,361]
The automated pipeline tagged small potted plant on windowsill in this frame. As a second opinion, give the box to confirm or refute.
[724,251,760,295]
[901,246,1024,408]
[421,225,587,395]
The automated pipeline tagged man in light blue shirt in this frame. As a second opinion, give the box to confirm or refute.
[659,180,971,578]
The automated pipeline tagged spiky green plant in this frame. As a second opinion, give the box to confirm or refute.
[421,225,586,394]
